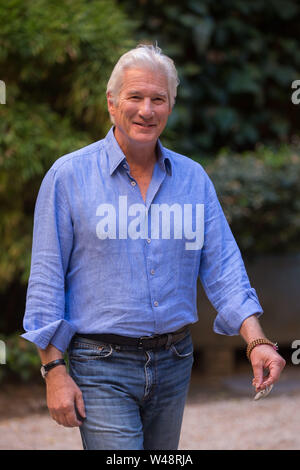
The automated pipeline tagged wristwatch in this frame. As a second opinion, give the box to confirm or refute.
[40,358,66,379]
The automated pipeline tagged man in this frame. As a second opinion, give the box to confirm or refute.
[22,44,285,450]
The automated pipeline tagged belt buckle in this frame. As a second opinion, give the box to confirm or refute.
[137,333,161,349]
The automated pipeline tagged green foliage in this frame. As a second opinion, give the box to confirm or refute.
[119,0,300,157]
[0,332,71,383]
[0,0,135,291]
[0,332,40,382]
[204,145,300,257]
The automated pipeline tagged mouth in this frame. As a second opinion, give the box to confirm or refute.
[133,122,156,128]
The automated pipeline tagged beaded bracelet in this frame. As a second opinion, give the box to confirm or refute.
[246,338,278,361]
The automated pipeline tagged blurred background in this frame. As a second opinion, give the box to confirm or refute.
[0,0,300,450]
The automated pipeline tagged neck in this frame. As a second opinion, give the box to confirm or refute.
[113,127,158,171]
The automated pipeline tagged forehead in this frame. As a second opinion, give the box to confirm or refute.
[120,68,169,96]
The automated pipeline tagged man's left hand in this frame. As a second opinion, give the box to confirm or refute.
[250,344,286,392]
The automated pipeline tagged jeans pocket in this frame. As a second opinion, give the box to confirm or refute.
[68,341,114,361]
[170,334,194,359]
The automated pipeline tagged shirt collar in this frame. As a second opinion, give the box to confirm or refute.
[104,127,172,176]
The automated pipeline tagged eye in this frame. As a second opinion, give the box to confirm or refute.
[153,97,165,103]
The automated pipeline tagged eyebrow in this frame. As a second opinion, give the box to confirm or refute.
[127,90,168,98]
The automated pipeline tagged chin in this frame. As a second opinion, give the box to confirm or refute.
[131,131,158,143]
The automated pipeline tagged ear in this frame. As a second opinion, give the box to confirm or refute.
[106,92,116,117]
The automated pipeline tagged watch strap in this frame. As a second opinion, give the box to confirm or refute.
[43,358,66,371]
[42,358,66,375]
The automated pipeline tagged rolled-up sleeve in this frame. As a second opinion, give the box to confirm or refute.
[199,177,263,336]
[21,168,76,352]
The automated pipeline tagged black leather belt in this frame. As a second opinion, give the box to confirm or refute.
[74,325,189,350]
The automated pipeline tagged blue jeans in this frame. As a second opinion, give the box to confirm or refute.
[68,331,194,450]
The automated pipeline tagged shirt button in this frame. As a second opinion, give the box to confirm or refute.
[147,238,151,244]
[154,301,159,307]
[150,269,155,275]
[131,181,136,186]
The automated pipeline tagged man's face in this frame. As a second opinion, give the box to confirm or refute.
[107,68,172,149]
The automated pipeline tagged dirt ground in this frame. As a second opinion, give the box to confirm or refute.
[0,366,299,450]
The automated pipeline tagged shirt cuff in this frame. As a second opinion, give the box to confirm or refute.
[213,288,264,336]
[21,319,77,353]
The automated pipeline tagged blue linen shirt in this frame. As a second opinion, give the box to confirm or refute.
[22,127,263,353]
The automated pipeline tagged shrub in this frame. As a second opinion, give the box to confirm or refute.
[120,0,300,157]
[0,0,135,291]
[0,333,40,382]
[204,145,300,257]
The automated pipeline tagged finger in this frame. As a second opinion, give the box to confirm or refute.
[260,373,271,389]
[251,362,264,391]
[50,407,80,428]
[64,410,82,427]
[50,410,68,427]
[63,403,83,427]
[263,361,284,388]
[54,411,81,427]
[75,392,86,422]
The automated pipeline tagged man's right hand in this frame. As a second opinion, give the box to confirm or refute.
[45,365,86,427]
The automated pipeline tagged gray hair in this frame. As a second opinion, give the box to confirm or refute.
[106,44,179,112]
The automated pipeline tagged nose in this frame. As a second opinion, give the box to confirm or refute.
[139,98,154,120]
